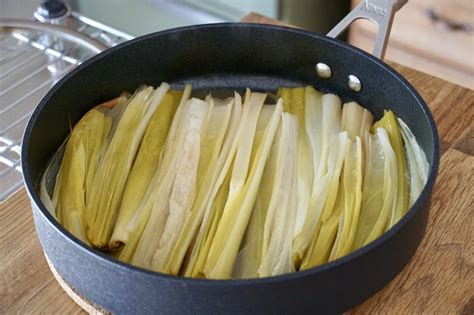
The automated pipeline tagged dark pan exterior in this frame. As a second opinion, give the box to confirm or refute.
[22,24,439,314]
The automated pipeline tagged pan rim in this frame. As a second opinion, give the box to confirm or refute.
[21,22,440,286]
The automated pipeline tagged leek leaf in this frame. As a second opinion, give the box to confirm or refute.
[353,131,385,249]
[300,131,349,269]
[397,118,429,206]
[329,137,363,260]
[54,109,112,244]
[293,93,342,266]
[363,127,398,244]
[203,98,283,279]
[87,84,170,248]
[230,90,266,196]
[117,85,192,263]
[184,93,243,277]
[131,97,210,269]
[278,88,314,258]
[372,110,408,227]
[109,90,180,249]
[341,102,373,141]
[258,113,298,277]
[232,105,278,279]
[156,96,234,273]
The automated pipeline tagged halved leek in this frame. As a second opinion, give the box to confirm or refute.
[131,97,210,269]
[294,93,342,267]
[232,105,278,278]
[154,96,234,273]
[397,118,429,206]
[229,90,266,196]
[109,90,180,250]
[278,88,314,265]
[300,131,349,269]
[116,86,192,263]
[353,131,386,249]
[53,109,111,244]
[184,93,243,277]
[341,102,373,141]
[258,113,298,277]
[47,83,429,280]
[362,127,398,245]
[86,84,170,248]
[372,110,408,228]
[327,102,372,259]
[203,98,283,279]
[329,137,363,260]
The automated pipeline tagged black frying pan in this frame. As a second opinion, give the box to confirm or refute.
[21,1,440,314]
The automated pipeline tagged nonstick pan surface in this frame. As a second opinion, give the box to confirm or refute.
[22,23,439,314]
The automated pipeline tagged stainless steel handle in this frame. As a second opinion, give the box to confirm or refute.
[327,0,408,59]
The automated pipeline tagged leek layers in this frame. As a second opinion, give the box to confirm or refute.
[43,83,429,280]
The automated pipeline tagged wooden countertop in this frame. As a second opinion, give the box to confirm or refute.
[1,13,473,315]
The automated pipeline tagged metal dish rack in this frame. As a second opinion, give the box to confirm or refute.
[0,1,133,202]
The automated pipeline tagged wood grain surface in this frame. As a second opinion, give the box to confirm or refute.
[1,13,473,315]
[349,0,474,90]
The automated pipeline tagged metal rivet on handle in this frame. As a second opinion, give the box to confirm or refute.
[348,75,362,92]
[315,63,332,79]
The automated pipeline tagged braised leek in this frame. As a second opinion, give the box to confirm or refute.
[46,83,429,280]
[203,98,283,279]
[372,110,408,227]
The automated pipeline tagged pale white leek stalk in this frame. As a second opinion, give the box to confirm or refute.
[232,105,278,279]
[355,128,398,247]
[372,110,408,228]
[258,113,298,277]
[86,84,170,248]
[353,131,385,249]
[203,98,283,279]
[294,93,342,267]
[154,96,234,273]
[109,90,181,250]
[397,118,429,206]
[53,109,112,244]
[278,88,314,261]
[117,86,192,263]
[300,131,349,269]
[184,94,243,277]
[131,97,210,269]
[329,137,363,260]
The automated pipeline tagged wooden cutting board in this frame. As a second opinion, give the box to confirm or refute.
[1,13,473,315]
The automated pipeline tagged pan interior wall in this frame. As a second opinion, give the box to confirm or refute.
[24,24,437,187]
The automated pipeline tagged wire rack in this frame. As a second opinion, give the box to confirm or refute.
[0,13,133,202]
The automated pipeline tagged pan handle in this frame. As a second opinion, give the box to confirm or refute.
[327,0,408,59]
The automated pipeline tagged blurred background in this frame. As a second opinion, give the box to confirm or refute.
[1,0,350,36]
[2,0,472,88]
[0,0,473,201]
